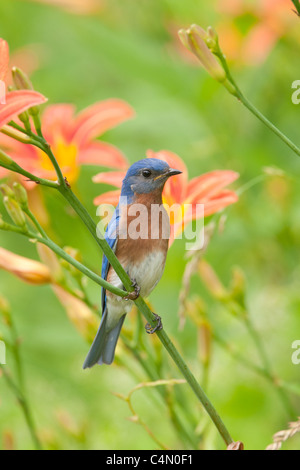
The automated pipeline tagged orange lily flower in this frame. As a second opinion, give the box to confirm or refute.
[0,38,133,185]
[0,100,134,185]
[0,39,47,130]
[93,149,239,243]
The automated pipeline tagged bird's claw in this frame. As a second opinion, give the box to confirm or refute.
[145,312,163,334]
[124,279,141,301]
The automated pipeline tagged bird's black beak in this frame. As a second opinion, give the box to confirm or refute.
[154,168,182,182]
[167,168,182,177]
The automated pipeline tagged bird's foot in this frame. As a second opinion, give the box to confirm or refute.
[124,279,141,301]
[145,312,163,334]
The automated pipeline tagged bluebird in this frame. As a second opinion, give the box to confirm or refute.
[83,158,182,368]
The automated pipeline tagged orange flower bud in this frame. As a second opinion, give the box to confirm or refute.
[178,25,226,82]
[0,247,51,284]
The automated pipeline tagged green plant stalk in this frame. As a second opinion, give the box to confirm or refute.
[0,365,42,450]
[32,233,130,298]
[10,315,25,393]
[24,207,48,239]
[0,222,128,298]
[0,158,58,188]
[237,93,300,159]
[216,51,300,159]
[291,0,300,17]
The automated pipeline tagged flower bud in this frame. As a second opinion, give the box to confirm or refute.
[1,125,31,143]
[0,184,15,199]
[13,182,28,209]
[12,67,33,91]
[206,26,219,52]
[3,196,27,229]
[0,247,51,284]
[0,149,15,168]
[178,25,226,82]
[11,67,39,116]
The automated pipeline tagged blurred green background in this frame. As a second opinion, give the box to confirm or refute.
[1,0,300,450]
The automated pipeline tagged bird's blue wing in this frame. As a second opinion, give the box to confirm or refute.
[101,204,120,313]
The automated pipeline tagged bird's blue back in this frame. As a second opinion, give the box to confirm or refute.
[101,203,120,313]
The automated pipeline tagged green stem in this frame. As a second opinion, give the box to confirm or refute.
[237,93,300,158]
[57,185,135,292]
[41,144,68,186]
[32,233,129,298]
[10,318,24,393]
[8,121,45,145]
[0,159,58,189]
[217,51,300,159]
[0,365,42,450]
[0,222,128,298]
[24,208,48,238]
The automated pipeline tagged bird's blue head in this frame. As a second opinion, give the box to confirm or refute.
[121,158,182,199]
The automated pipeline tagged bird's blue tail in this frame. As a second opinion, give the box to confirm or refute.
[83,310,126,368]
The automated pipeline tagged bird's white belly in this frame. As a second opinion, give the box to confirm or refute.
[127,250,166,297]
[106,250,166,329]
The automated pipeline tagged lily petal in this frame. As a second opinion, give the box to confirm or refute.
[71,99,135,146]
[203,189,239,217]
[79,141,128,169]
[0,39,9,82]
[41,103,75,142]
[92,170,125,187]
[186,170,239,203]
[94,189,121,207]
[183,189,238,223]
[0,90,47,129]
[0,247,51,284]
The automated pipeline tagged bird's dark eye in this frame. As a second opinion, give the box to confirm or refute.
[142,169,151,178]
